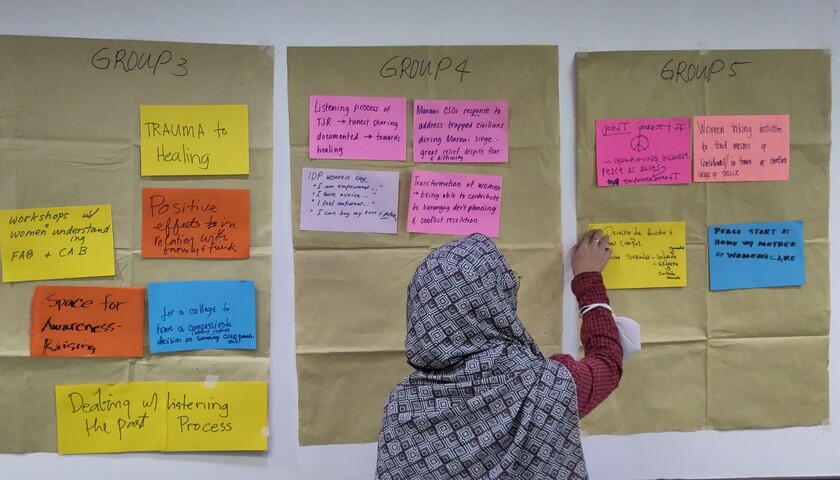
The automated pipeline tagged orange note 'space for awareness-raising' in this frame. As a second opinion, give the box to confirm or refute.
[30,285,145,357]
[141,188,250,259]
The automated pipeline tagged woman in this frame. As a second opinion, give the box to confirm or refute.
[376,230,622,479]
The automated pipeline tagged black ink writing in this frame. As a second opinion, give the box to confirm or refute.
[660,58,751,83]
[380,55,470,82]
[90,47,188,76]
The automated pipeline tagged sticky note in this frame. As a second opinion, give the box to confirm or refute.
[165,382,268,451]
[55,382,166,454]
[595,117,691,186]
[300,167,399,234]
[0,205,115,282]
[147,280,256,353]
[407,170,502,237]
[309,95,406,160]
[413,99,508,163]
[140,105,249,176]
[141,188,250,259]
[589,221,686,289]
[31,286,145,358]
[708,221,804,291]
[693,114,789,182]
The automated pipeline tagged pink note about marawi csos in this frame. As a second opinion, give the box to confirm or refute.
[309,95,406,160]
[407,170,502,237]
[595,117,691,186]
[693,114,789,182]
[414,99,508,163]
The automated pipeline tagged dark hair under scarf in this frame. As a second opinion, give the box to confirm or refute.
[376,233,588,479]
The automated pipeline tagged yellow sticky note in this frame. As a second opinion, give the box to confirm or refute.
[589,221,686,289]
[166,382,267,451]
[140,105,249,176]
[0,205,115,282]
[55,383,167,454]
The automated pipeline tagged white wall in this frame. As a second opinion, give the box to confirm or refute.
[1,1,839,478]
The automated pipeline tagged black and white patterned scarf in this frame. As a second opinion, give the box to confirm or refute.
[376,233,587,479]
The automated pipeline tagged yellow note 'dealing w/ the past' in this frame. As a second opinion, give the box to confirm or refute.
[55,383,167,454]
[588,221,686,289]
[140,105,249,176]
[0,205,115,282]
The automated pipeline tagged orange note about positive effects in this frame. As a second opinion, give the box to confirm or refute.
[31,285,145,357]
[141,188,250,259]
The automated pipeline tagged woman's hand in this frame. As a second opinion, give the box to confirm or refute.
[571,229,611,275]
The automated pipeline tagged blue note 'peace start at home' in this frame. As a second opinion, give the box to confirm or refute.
[707,220,805,291]
[147,280,256,353]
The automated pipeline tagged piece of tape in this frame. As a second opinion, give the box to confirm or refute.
[262,426,270,437]
[204,375,219,388]
[260,44,275,59]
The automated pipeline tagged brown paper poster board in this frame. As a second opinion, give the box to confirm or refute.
[0,35,273,452]
[288,45,562,445]
[576,50,830,434]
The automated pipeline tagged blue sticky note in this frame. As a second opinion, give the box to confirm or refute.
[708,221,805,291]
[147,280,256,353]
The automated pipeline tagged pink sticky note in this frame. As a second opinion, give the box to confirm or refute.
[595,117,691,186]
[309,95,406,160]
[414,100,508,163]
[301,167,399,234]
[407,170,502,237]
[693,115,789,182]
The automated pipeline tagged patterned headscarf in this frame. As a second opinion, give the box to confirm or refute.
[376,234,588,479]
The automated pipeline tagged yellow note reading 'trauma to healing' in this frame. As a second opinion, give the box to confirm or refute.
[588,221,686,289]
[140,105,249,176]
[0,205,115,282]
[55,383,167,454]
[165,381,268,451]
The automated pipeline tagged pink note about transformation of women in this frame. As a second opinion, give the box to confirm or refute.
[693,114,789,182]
[407,170,502,237]
[595,117,691,186]
[413,99,508,163]
[309,95,406,160]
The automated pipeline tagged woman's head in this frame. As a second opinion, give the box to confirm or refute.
[405,233,539,370]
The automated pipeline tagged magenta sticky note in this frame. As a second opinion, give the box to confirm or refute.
[300,167,399,234]
[693,115,790,182]
[309,95,406,160]
[413,99,508,163]
[595,118,691,186]
[407,170,502,237]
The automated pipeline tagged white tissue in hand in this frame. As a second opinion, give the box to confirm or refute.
[614,316,641,360]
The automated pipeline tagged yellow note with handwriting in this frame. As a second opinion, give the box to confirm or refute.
[140,105,249,176]
[55,383,167,454]
[588,221,686,289]
[0,205,115,282]
[165,382,268,451]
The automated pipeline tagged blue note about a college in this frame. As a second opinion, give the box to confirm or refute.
[148,280,256,353]
[708,221,804,291]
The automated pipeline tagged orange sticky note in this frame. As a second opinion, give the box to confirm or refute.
[141,188,250,259]
[693,114,790,182]
[31,286,145,357]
